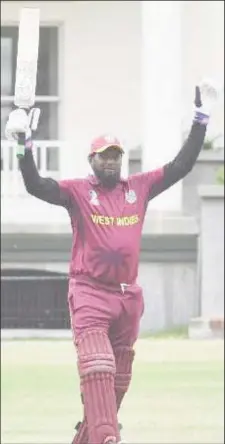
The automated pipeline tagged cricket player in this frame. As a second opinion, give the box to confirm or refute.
[5,80,218,444]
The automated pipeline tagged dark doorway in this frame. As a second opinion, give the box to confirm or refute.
[1,269,70,329]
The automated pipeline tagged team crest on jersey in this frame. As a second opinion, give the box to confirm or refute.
[125,189,137,204]
[89,190,99,206]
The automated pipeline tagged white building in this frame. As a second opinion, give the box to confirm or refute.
[1,0,224,230]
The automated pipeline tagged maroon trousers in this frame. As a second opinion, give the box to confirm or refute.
[68,277,144,347]
[68,277,144,444]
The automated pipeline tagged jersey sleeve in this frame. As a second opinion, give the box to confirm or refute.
[129,167,165,203]
[58,179,76,196]
[57,178,85,207]
[130,121,206,203]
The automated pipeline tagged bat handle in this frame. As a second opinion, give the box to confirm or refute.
[17,133,26,159]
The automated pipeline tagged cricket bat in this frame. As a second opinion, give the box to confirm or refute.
[14,7,40,158]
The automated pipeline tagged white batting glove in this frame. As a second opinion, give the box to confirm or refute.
[5,108,40,142]
[5,109,31,142]
[194,78,219,125]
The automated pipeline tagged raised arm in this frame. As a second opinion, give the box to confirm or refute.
[19,145,70,207]
[148,120,206,200]
[5,109,71,208]
[132,80,219,202]
[148,81,219,200]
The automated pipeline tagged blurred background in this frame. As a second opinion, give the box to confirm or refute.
[1,0,224,336]
[1,2,224,443]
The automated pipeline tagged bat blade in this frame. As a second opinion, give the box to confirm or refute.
[14,8,40,109]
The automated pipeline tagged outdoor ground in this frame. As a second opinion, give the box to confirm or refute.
[1,338,224,444]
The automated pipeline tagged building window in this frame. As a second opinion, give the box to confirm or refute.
[1,26,59,141]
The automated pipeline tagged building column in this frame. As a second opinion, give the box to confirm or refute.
[141,1,183,211]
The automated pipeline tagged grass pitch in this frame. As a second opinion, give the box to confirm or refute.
[1,338,224,443]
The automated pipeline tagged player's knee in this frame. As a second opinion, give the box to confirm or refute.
[114,346,135,392]
[76,329,116,377]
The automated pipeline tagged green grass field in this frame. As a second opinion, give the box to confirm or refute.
[1,338,224,444]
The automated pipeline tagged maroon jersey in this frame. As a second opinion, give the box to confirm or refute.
[19,122,206,286]
[58,170,163,285]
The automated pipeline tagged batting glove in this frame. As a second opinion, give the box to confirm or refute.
[194,78,219,125]
[5,108,40,142]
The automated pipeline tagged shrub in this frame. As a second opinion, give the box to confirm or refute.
[216,165,224,184]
